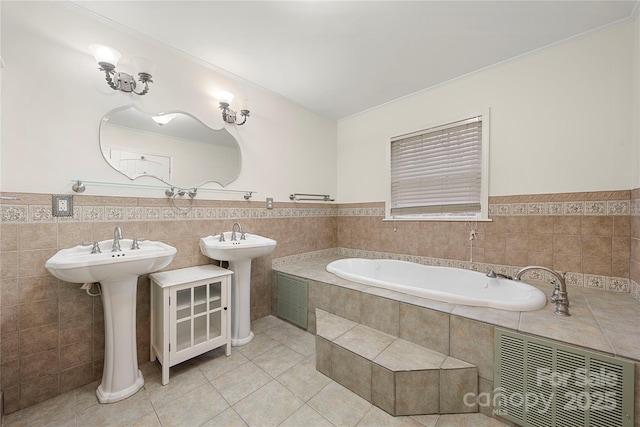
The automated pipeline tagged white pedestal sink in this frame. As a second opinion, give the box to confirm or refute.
[45,237,176,403]
[200,231,276,345]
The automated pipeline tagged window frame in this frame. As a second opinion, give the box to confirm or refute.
[385,109,491,222]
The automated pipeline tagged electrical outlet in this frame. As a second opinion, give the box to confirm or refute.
[266,198,274,210]
[52,194,73,217]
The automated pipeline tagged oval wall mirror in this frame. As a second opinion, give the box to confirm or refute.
[99,105,242,188]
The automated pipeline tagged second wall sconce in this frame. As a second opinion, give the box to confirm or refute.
[90,44,155,96]
[217,91,250,125]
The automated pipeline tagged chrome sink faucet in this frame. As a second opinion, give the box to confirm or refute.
[112,226,123,252]
[514,266,570,316]
[231,222,245,241]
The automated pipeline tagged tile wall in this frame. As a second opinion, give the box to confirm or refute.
[631,188,640,299]
[0,193,336,413]
[338,190,636,297]
[0,189,638,413]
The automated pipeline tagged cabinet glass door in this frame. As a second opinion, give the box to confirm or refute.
[176,288,192,352]
[209,282,222,340]
[172,280,225,355]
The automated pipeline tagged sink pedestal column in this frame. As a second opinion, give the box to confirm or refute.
[228,260,254,346]
[96,277,144,403]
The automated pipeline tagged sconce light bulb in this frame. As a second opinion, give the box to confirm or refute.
[216,90,235,104]
[89,44,121,68]
[131,56,156,77]
[238,98,251,111]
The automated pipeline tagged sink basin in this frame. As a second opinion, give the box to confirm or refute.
[46,237,176,404]
[46,239,177,283]
[200,231,276,346]
[200,232,277,262]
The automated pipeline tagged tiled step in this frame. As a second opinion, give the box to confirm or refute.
[315,309,478,416]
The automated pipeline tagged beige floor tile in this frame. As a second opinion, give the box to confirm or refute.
[252,344,305,377]
[2,389,77,427]
[250,315,284,334]
[235,331,281,360]
[199,349,249,381]
[435,413,509,426]
[4,314,507,427]
[155,383,228,427]
[200,407,248,427]
[129,411,162,427]
[144,363,208,409]
[276,357,332,402]
[264,319,308,343]
[279,404,335,427]
[210,361,272,405]
[409,414,439,427]
[233,380,304,427]
[356,405,425,426]
[308,381,372,427]
[269,324,317,357]
[76,389,155,427]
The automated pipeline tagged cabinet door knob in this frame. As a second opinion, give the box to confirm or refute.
[224,307,228,310]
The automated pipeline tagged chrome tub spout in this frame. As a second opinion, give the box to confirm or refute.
[514,266,569,316]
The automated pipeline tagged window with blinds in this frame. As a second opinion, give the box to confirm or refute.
[389,115,488,220]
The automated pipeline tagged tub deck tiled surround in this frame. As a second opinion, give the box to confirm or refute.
[272,255,640,426]
[316,309,478,416]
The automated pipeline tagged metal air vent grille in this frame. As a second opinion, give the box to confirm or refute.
[495,328,634,427]
[276,273,308,329]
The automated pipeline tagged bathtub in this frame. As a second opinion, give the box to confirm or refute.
[326,258,547,311]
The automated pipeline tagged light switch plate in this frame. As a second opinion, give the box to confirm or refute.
[52,194,73,217]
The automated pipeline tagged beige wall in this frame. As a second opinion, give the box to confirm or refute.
[0,2,337,200]
[337,19,637,203]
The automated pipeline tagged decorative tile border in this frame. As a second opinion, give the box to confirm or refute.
[3,196,635,223]
[0,204,337,223]
[489,200,630,216]
[272,248,630,295]
[632,198,640,216]
[338,200,632,217]
[338,207,385,216]
[631,280,640,301]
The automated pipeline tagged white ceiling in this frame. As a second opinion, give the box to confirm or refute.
[71,1,638,120]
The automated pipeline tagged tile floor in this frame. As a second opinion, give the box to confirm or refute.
[2,316,508,427]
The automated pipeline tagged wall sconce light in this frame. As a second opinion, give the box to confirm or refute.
[89,44,155,96]
[217,91,250,125]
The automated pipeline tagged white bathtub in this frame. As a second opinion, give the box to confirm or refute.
[326,258,547,311]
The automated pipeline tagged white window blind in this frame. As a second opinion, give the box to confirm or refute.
[390,116,483,218]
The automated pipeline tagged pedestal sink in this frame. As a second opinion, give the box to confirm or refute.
[45,237,176,403]
[200,230,276,345]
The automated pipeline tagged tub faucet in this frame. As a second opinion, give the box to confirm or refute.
[514,266,570,316]
[486,269,512,280]
[231,222,245,241]
[112,226,123,252]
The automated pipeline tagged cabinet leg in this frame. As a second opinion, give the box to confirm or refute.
[162,364,169,385]
[225,342,231,356]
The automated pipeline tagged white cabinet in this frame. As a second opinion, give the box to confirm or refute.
[150,265,233,385]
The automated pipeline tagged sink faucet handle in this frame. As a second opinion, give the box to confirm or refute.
[218,233,225,242]
[82,241,102,254]
[131,238,147,250]
[240,231,246,240]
